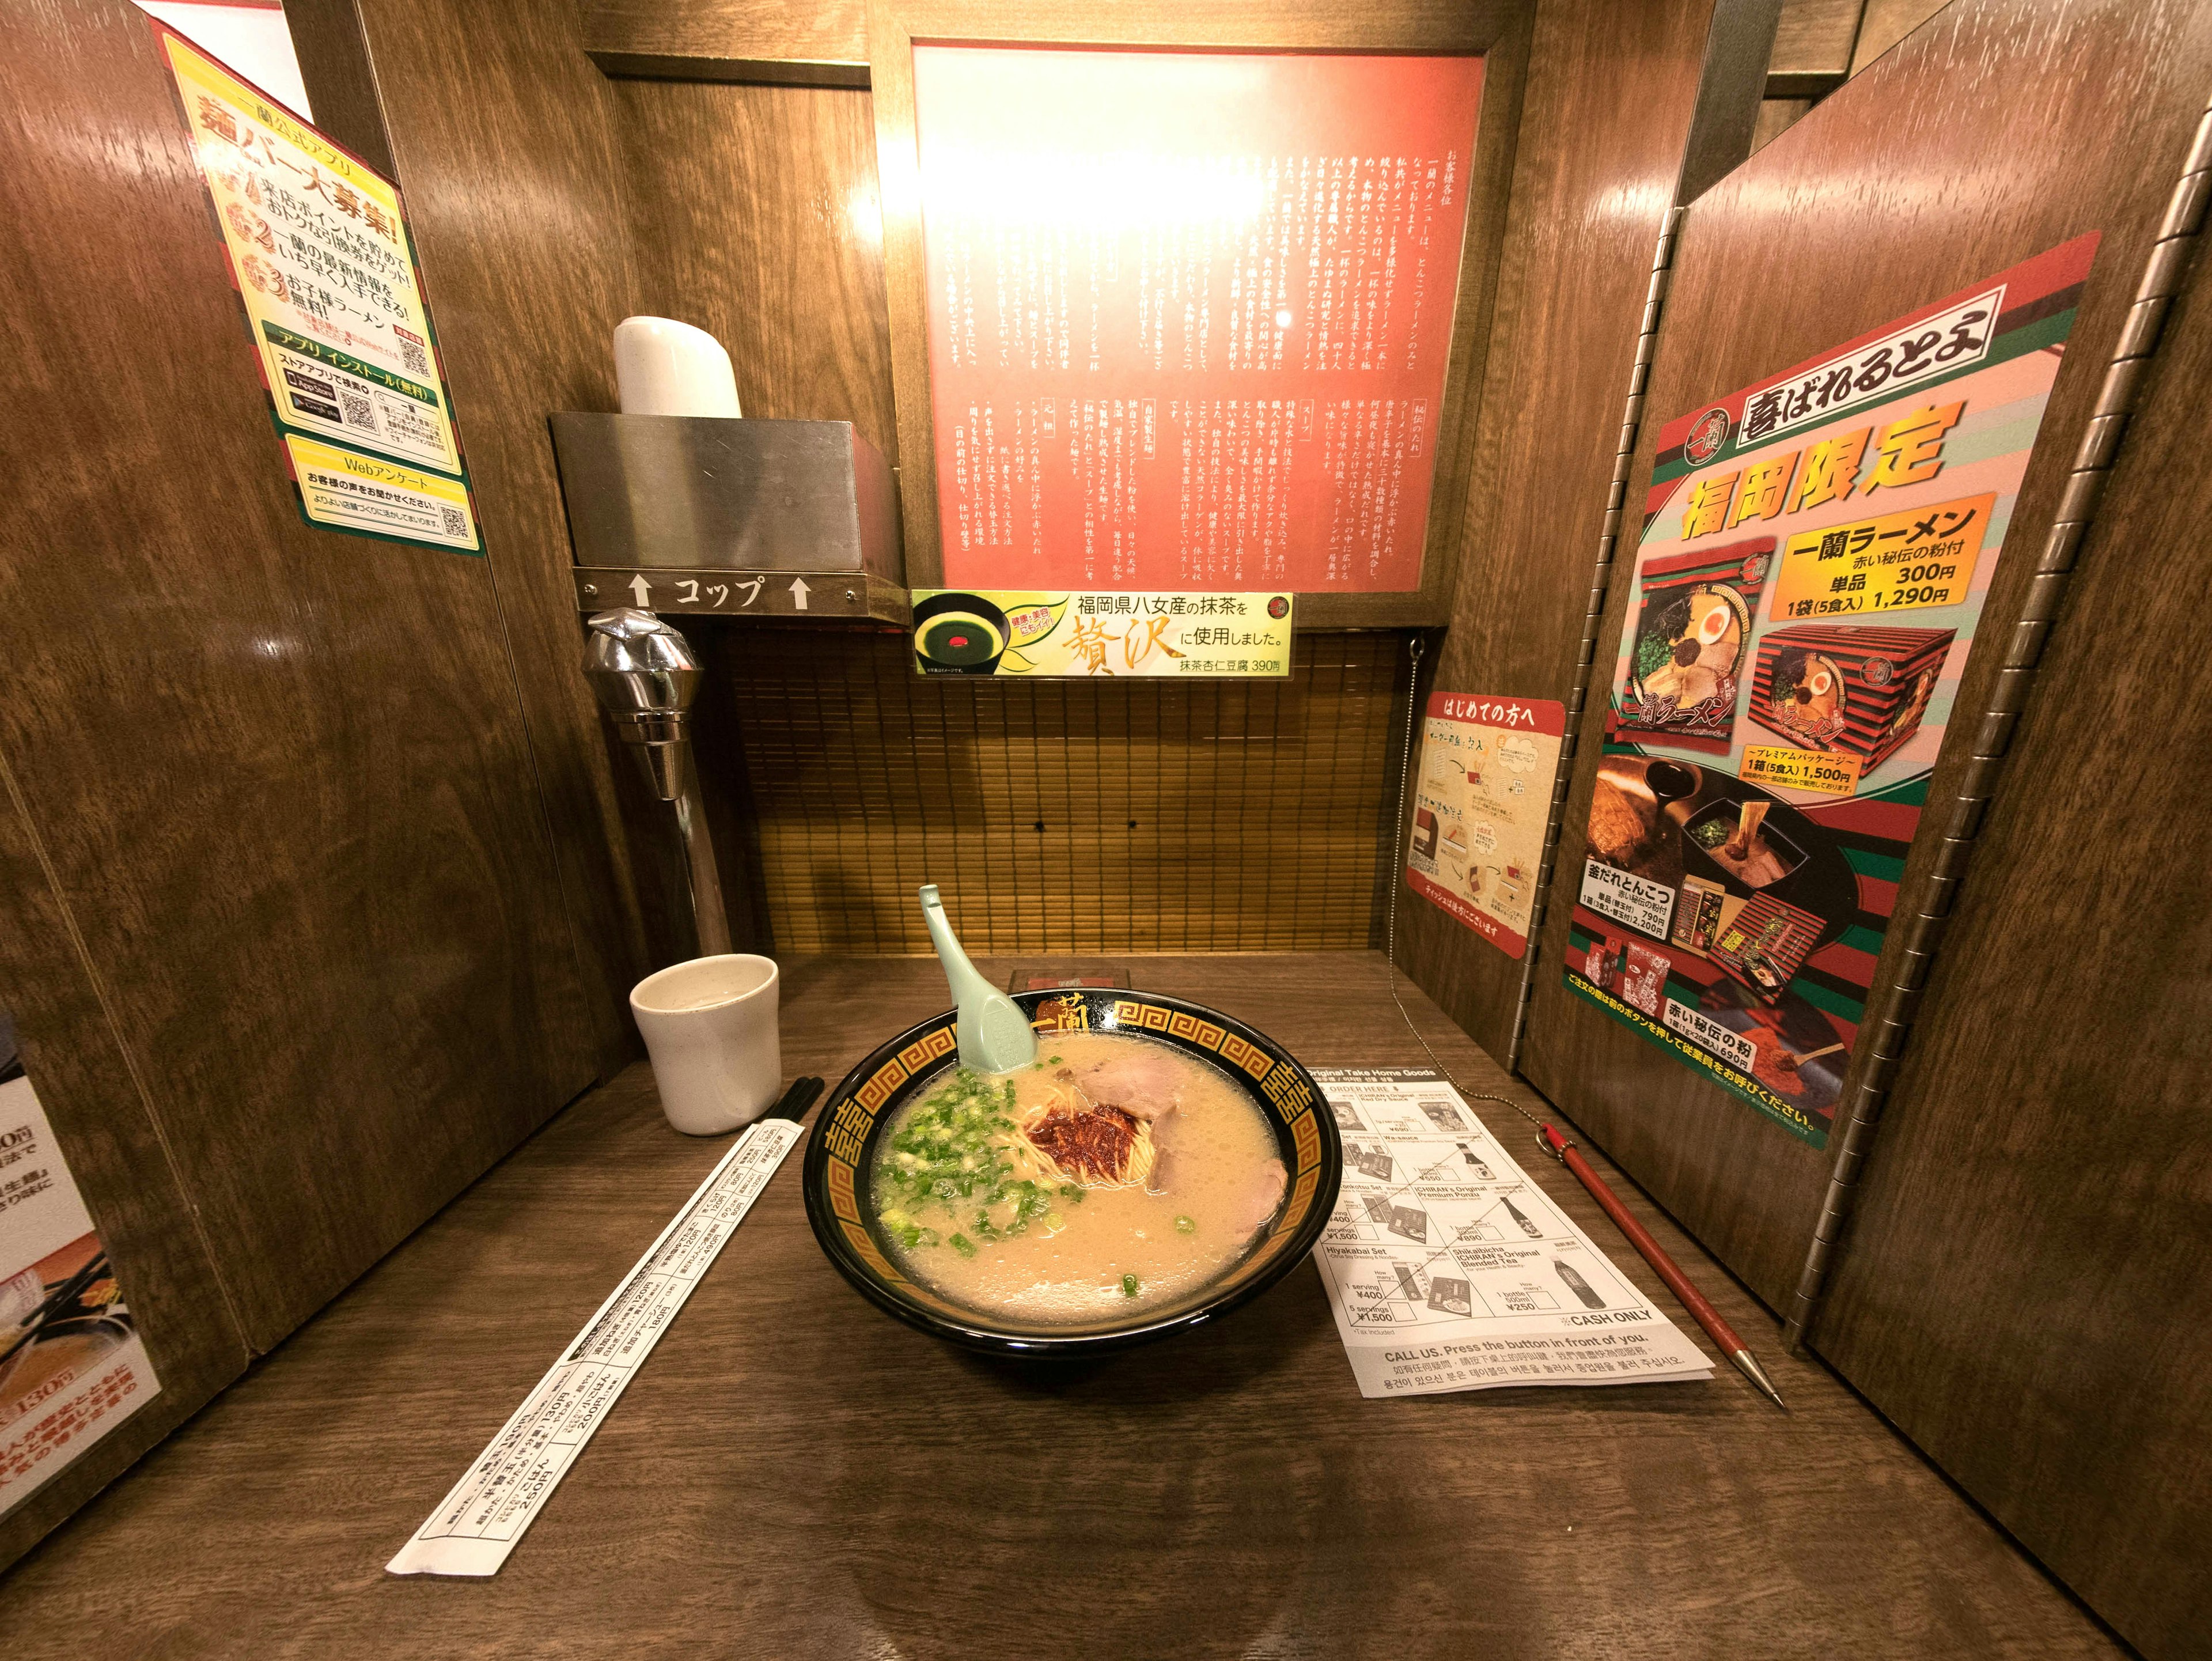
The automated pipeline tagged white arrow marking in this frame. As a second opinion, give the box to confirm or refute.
[628,573,652,606]
[789,576,811,611]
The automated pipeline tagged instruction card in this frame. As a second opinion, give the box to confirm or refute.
[1310,1070,1710,1397]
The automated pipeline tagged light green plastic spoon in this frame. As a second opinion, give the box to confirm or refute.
[919,883,1037,1073]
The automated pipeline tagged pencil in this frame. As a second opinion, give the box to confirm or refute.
[1537,1123,1786,1410]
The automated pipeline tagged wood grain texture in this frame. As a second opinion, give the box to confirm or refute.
[598,77,900,958]
[865,0,1533,627]
[1849,0,1949,73]
[0,765,248,1573]
[1519,0,2210,1324]
[703,627,1403,954]
[1393,0,1718,1064]
[0,954,2117,1658]
[581,0,870,78]
[1810,104,2212,1661]
[1769,0,1863,77]
[612,80,899,465]
[0,3,600,1352]
[1752,95,1816,152]
[296,0,670,1064]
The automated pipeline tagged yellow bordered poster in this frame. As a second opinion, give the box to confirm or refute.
[283,437,480,551]
[156,22,481,554]
[910,592,1294,677]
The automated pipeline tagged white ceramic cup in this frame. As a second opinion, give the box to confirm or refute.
[630,955,781,1136]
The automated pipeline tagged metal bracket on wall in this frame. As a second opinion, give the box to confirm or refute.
[571,568,911,626]
[1782,101,2212,1353]
[1507,206,1685,1072]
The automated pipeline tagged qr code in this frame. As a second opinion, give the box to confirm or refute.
[397,337,430,376]
[339,389,374,428]
[439,505,467,539]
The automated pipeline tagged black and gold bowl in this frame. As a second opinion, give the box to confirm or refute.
[912,591,1012,675]
[802,988,1342,1355]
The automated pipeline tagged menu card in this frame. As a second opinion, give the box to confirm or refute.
[1310,1069,1711,1397]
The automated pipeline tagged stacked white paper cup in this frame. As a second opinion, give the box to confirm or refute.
[613,316,741,418]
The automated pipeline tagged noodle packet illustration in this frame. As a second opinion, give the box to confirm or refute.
[1619,536,1774,746]
[1747,623,1956,770]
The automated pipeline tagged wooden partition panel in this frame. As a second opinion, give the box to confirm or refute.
[0,777,247,1569]
[1520,0,2210,1328]
[291,0,665,1059]
[1393,0,1719,1062]
[0,3,600,1356]
[1809,104,2212,1661]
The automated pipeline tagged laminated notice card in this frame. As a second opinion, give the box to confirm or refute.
[1405,694,1565,958]
[911,47,1483,593]
[1566,235,2097,1148]
[911,591,1292,677]
[1,1072,161,1516]
[1310,1070,1709,1397]
[156,22,482,554]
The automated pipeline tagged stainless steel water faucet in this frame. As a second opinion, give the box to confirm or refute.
[582,608,732,958]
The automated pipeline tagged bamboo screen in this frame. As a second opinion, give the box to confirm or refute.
[715,629,1405,955]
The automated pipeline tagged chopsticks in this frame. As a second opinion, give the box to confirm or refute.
[765,1076,824,1123]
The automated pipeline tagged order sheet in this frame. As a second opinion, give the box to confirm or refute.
[1310,1069,1712,1397]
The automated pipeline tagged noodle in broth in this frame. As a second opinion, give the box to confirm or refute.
[871,1032,1287,1323]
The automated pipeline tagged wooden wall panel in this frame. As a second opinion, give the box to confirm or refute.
[1394,0,1719,1062]
[603,77,1409,958]
[1518,0,2209,1325]
[0,3,599,1353]
[292,0,668,1060]
[611,81,898,464]
[1809,128,2212,1661]
[580,0,870,83]
[709,628,1402,955]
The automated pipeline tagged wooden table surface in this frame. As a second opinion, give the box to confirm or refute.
[0,955,2115,1659]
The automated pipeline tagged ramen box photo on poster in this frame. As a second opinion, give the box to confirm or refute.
[1747,623,1955,770]
[1619,536,1775,747]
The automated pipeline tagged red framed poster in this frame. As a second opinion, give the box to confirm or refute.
[911,47,1484,593]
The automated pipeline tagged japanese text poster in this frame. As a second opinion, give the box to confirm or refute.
[1563,236,2097,1145]
[1,1070,160,1517]
[912,48,1483,592]
[911,591,1293,676]
[158,24,482,554]
[1405,694,1565,958]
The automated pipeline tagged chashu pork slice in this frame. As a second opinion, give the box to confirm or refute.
[1060,1049,1185,1121]
[1234,1159,1289,1236]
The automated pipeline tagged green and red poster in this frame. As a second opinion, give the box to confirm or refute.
[1563,235,2097,1146]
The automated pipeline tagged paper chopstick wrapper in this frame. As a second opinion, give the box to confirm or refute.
[387,1116,802,1576]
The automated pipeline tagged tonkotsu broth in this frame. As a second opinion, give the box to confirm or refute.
[870,1032,1287,1323]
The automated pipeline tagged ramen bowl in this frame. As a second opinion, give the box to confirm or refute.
[802,988,1342,1354]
